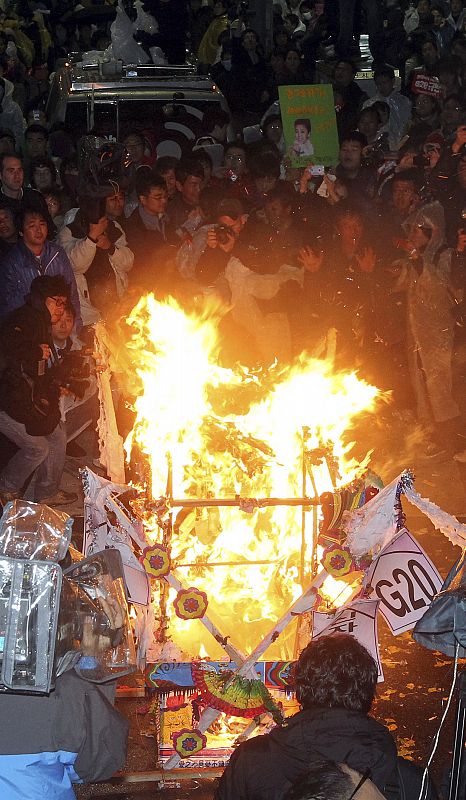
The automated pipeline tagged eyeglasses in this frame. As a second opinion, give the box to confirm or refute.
[225,154,245,163]
[347,768,371,800]
[49,297,67,307]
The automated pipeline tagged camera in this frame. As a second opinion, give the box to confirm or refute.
[413,155,430,168]
[216,224,234,245]
[52,352,91,399]
[83,196,106,225]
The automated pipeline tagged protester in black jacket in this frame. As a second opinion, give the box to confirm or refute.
[125,171,174,290]
[0,275,77,507]
[216,634,435,800]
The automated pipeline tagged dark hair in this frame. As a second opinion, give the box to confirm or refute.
[358,106,379,122]
[30,274,70,300]
[421,33,439,52]
[263,114,282,134]
[241,27,259,44]
[293,634,378,713]
[284,759,354,800]
[195,147,214,166]
[17,205,48,231]
[175,158,205,184]
[202,107,229,133]
[137,172,167,198]
[43,187,63,206]
[250,152,281,179]
[265,181,296,209]
[415,93,440,113]
[443,92,465,110]
[0,152,22,173]
[295,118,311,133]
[155,155,179,175]
[59,155,78,191]
[371,100,390,119]
[62,300,76,319]
[373,64,395,81]
[25,124,48,140]
[274,25,288,38]
[391,167,422,190]
[30,156,58,184]
[340,130,367,147]
[335,59,357,74]
[224,140,246,157]
[123,130,145,145]
[333,200,365,224]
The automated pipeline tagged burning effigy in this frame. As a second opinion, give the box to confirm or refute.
[82,293,466,771]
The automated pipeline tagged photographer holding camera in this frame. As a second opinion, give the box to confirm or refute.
[57,190,134,327]
[0,275,78,508]
[51,301,98,458]
[193,197,249,290]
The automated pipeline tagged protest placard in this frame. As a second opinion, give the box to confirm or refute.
[278,84,340,169]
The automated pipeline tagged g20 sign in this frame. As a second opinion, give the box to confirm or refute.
[363,529,443,634]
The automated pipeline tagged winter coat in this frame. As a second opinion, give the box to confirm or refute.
[0,294,61,434]
[125,205,172,288]
[0,77,24,148]
[57,209,133,326]
[0,239,81,327]
[0,670,128,800]
[215,705,398,800]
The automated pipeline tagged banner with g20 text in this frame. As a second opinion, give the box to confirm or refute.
[362,528,442,635]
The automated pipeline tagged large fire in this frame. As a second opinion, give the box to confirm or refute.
[123,294,380,661]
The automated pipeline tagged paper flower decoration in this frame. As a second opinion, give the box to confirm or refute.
[172,728,207,757]
[174,587,208,620]
[192,663,284,724]
[140,543,170,578]
[321,544,354,577]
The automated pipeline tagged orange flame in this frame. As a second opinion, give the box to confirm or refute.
[123,294,380,661]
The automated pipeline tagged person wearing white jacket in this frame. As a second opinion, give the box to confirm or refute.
[57,199,134,326]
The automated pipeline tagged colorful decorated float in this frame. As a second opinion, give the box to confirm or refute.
[83,294,466,774]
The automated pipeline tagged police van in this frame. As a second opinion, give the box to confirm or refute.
[46,57,230,158]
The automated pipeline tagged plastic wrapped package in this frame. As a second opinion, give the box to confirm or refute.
[62,549,137,682]
[133,0,158,34]
[0,500,72,562]
[110,0,150,65]
[0,557,62,693]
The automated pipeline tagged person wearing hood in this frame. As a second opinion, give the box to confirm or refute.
[0,76,24,150]
[198,0,229,65]
[216,634,435,800]
[393,201,462,450]
[0,274,77,508]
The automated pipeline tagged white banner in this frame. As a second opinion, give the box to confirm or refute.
[363,528,442,635]
[83,468,150,606]
[312,598,383,681]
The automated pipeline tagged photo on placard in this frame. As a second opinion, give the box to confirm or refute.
[278,84,340,169]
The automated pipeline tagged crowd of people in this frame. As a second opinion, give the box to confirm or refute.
[0,6,464,799]
[0,0,465,509]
